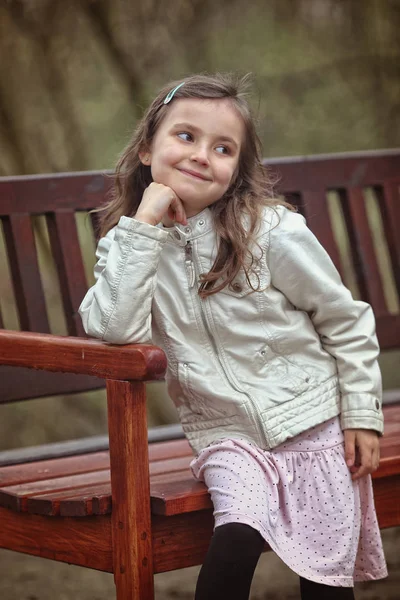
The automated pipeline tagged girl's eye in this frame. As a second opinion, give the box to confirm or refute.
[177,132,193,142]
[215,145,229,155]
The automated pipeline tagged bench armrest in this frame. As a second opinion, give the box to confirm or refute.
[0,329,166,381]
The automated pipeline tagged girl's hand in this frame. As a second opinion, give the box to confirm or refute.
[135,182,187,226]
[344,428,380,481]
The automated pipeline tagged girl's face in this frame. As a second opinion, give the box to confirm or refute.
[142,98,244,218]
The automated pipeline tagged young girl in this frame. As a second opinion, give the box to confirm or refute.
[79,73,388,599]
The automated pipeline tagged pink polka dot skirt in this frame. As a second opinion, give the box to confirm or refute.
[191,417,388,587]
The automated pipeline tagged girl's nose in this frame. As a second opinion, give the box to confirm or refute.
[190,145,209,166]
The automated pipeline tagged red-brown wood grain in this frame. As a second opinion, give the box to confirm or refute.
[0,329,166,381]
[151,510,214,573]
[0,451,111,487]
[107,379,154,600]
[0,171,111,215]
[0,438,191,488]
[343,187,387,315]
[0,505,113,571]
[46,210,88,337]
[372,475,400,529]
[2,214,50,332]
[380,180,400,292]
[27,482,113,517]
[301,189,342,273]
[266,150,400,191]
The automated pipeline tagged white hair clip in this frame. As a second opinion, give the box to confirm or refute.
[163,82,185,104]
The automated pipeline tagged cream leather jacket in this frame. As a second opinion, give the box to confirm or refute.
[79,206,383,454]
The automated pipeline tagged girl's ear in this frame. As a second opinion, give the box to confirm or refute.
[139,150,152,166]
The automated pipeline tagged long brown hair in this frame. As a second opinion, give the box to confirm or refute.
[96,73,293,298]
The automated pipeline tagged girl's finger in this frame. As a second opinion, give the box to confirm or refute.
[344,430,356,467]
[352,441,373,480]
[170,196,187,225]
[372,445,380,472]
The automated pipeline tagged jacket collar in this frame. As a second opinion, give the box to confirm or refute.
[158,207,213,246]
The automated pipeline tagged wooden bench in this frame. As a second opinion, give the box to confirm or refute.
[0,149,399,599]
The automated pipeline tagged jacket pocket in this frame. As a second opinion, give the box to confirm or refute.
[176,362,233,423]
[259,350,313,400]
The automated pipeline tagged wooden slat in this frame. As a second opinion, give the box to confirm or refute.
[266,150,400,190]
[28,483,113,517]
[0,454,192,511]
[90,210,101,242]
[0,469,111,513]
[27,455,197,518]
[0,439,191,488]
[0,451,110,488]
[107,379,154,600]
[1,404,398,519]
[300,189,342,273]
[150,474,210,516]
[152,510,214,573]
[46,210,88,336]
[341,188,388,315]
[379,181,400,294]
[0,330,167,381]
[0,506,113,572]
[0,172,111,215]
[375,315,400,351]
[373,475,400,529]
[0,504,214,574]
[2,447,398,519]
[2,214,50,332]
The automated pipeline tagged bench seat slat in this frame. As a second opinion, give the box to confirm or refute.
[0,451,110,487]
[28,482,114,517]
[0,405,398,518]
[0,451,398,517]
[0,438,192,487]
[0,469,111,513]
[0,454,195,510]
[1,451,398,518]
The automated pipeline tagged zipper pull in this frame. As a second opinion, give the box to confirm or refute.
[185,241,195,288]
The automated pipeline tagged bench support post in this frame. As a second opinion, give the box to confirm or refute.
[107,379,154,600]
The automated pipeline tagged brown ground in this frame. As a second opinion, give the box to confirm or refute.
[0,528,398,600]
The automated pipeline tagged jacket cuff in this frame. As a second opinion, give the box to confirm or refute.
[340,393,384,435]
[118,216,169,243]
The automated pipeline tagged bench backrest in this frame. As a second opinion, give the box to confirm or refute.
[0,150,399,404]
[266,150,399,349]
[0,172,111,402]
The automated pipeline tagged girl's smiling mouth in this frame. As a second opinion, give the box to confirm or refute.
[178,168,211,181]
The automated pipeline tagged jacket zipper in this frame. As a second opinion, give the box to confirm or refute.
[184,241,269,448]
[185,241,196,287]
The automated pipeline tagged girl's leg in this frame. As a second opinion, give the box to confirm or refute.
[195,522,265,600]
[300,576,355,599]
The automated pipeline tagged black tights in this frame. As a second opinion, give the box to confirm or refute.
[195,523,355,600]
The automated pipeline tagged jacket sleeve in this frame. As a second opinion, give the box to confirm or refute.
[268,206,384,434]
[79,216,168,344]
